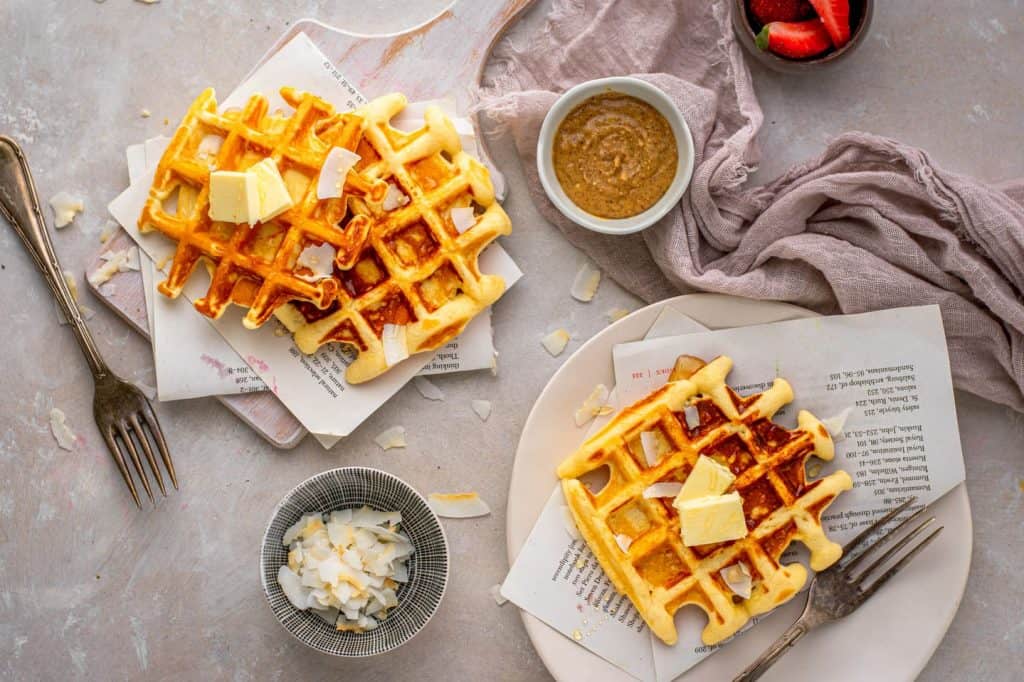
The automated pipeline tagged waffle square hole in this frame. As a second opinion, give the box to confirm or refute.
[606,499,654,538]
[675,397,728,437]
[701,433,758,475]
[322,318,367,351]
[625,426,673,469]
[362,290,416,337]
[634,542,690,587]
[750,418,796,450]
[341,249,390,297]
[385,221,439,267]
[239,222,287,264]
[739,476,783,525]
[416,262,463,312]
[407,155,451,192]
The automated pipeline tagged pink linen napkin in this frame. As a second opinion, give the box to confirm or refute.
[478,0,1024,411]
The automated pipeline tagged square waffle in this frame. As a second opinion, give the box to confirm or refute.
[275,93,512,384]
[558,355,852,646]
[138,87,388,330]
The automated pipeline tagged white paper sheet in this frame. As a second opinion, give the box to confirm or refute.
[506,305,966,681]
[107,32,521,439]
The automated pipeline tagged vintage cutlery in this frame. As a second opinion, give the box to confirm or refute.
[0,135,176,507]
[734,496,942,681]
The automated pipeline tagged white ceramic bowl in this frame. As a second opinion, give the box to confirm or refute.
[536,76,695,235]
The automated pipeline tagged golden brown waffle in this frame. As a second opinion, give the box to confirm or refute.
[138,87,387,329]
[275,93,512,384]
[558,355,852,646]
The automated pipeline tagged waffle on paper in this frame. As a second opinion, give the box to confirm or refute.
[138,87,387,330]
[558,355,852,645]
[275,93,512,383]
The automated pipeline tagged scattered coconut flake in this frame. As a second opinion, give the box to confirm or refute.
[490,352,498,376]
[570,260,602,302]
[88,247,140,286]
[489,584,508,606]
[683,404,701,430]
[560,505,581,540]
[49,191,84,228]
[413,376,445,401]
[428,492,491,519]
[62,270,79,301]
[374,425,406,450]
[806,460,823,479]
[295,242,336,282]
[382,324,409,367]
[381,183,410,211]
[49,408,76,451]
[98,221,118,244]
[605,308,631,324]
[471,399,492,421]
[643,482,683,499]
[135,0,160,4]
[80,305,96,321]
[541,328,570,357]
[450,206,476,234]
[821,407,853,443]
[316,146,361,200]
[574,384,611,427]
[640,431,669,467]
[615,534,633,553]
[719,562,752,599]
[140,108,151,118]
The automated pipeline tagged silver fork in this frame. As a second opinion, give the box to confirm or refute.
[0,136,177,507]
[734,496,943,681]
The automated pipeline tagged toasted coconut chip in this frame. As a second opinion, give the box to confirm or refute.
[683,404,701,430]
[382,324,409,367]
[570,260,602,302]
[316,146,361,200]
[820,407,853,443]
[88,247,140,286]
[413,376,445,401]
[295,242,336,282]
[49,191,84,228]
[541,329,570,357]
[615,534,633,553]
[560,505,582,540]
[49,408,76,451]
[489,584,508,606]
[374,425,406,450]
[450,206,476,234]
[574,384,611,427]
[720,562,752,599]
[428,492,491,518]
[640,430,669,467]
[642,482,683,499]
[98,221,118,244]
[605,307,631,324]
[471,399,492,421]
[382,183,410,211]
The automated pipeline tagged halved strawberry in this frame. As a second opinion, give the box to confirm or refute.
[749,0,814,24]
[809,0,851,47]
[755,19,832,59]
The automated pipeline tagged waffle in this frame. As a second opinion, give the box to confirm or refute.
[558,355,852,646]
[138,87,387,329]
[275,93,512,384]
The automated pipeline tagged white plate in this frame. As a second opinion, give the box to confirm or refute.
[506,294,971,682]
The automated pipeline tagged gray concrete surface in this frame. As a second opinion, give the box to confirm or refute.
[0,1,1020,680]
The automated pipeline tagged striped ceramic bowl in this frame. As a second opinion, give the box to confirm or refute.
[260,467,449,656]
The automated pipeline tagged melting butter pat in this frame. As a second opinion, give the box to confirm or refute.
[677,491,748,546]
[208,170,260,224]
[674,455,735,505]
[249,158,294,221]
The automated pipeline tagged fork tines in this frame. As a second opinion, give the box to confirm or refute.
[839,496,944,599]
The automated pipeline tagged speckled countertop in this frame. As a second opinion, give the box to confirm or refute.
[0,1,1021,680]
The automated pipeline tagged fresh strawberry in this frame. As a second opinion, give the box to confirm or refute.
[809,0,851,47]
[755,19,832,59]
[749,0,814,24]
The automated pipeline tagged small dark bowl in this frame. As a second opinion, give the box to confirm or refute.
[732,0,873,73]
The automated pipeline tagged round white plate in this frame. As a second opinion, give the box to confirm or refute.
[507,294,971,682]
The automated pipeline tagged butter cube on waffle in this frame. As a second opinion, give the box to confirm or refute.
[275,93,512,384]
[558,355,852,646]
[138,87,387,329]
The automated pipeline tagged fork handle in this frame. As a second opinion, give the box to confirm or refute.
[733,619,810,682]
[0,136,110,378]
